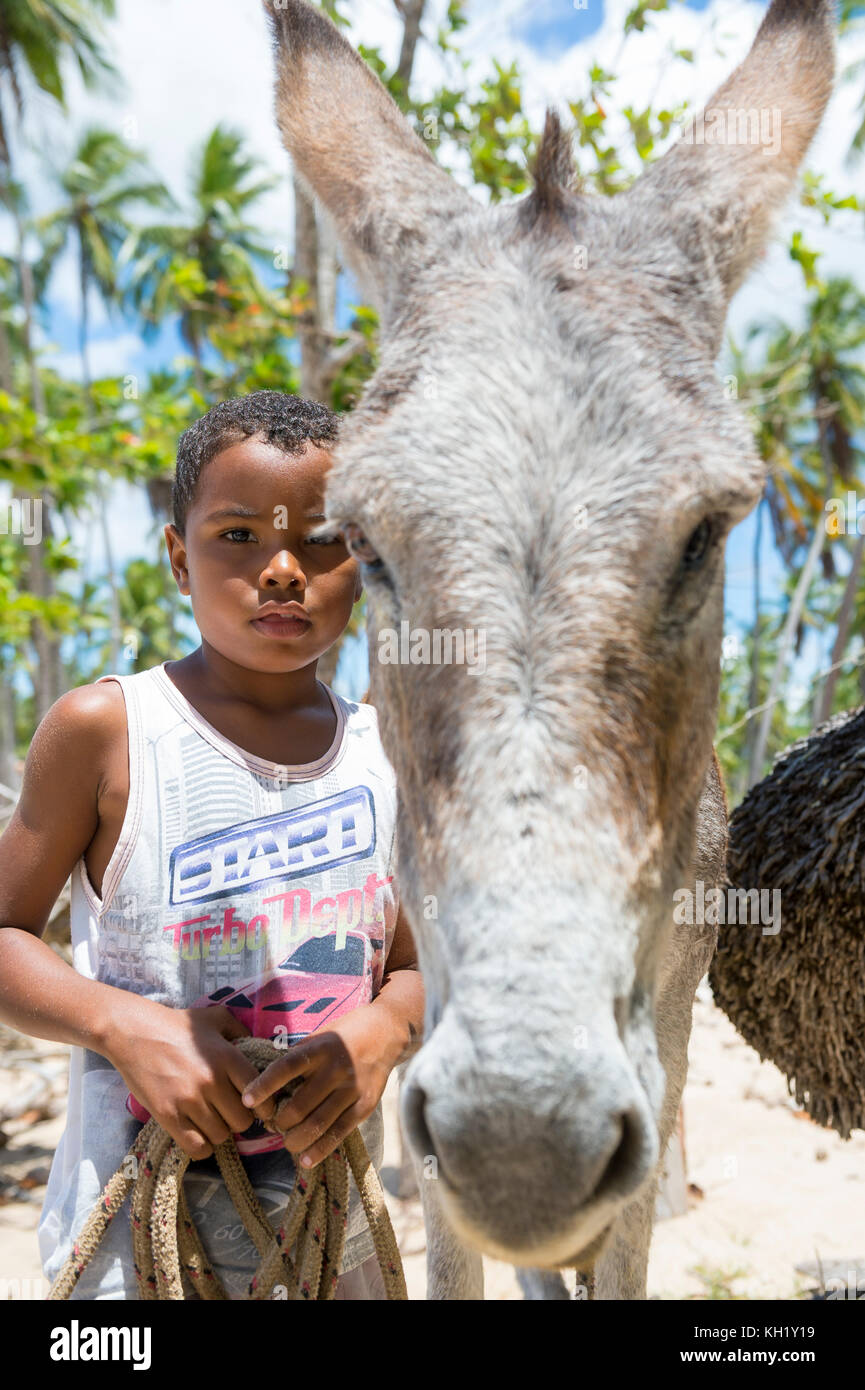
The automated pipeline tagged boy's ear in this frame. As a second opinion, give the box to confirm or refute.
[164,523,190,595]
[353,570,363,602]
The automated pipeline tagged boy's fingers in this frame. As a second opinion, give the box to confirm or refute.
[208,1087,253,1139]
[277,1087,355,1160]
[224,1050,263,1107]
[241,1044,316,1108]
[211,1006,252,1041]
[268,1069,337,1134]
[251,1095,277,1124]
[195,1103,233,1150]
[290,1098,361,1169]
[173,1124,214,1161]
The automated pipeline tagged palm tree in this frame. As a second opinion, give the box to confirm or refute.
[839,0,865,164]
[0,0,118,406]
[0,0,118,726]
[0,0,116,158]
[37,128,168,669]
[125,125,276,398]
[38,127,169,390]
[731,277,865,786]
[99,557,184,674]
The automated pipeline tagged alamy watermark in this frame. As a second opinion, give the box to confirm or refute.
[0,1275,51,1299]
[1,497,42,544]
[673,880,781,936]
[377,622,486,674]
[824,491,865,537]
[49,1320,151,1369]
[676,106,782,158]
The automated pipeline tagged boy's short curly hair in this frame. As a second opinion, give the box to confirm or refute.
[172,391,339,533]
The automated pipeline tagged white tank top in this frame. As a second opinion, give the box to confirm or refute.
[38,663,399,1298]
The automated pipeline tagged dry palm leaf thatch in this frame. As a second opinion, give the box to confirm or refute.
[709,704,865,1140]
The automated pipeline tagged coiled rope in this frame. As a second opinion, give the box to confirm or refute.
[47,1037,407,1300]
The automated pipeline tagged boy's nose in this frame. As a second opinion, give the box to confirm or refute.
[260,549,305,587]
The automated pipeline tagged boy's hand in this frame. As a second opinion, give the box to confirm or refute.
[105,999,259,1160]
[240,1004,402,1169]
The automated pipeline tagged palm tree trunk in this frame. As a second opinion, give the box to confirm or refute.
[26,502,64,720]
[78,236,92,395]
[11,197,45,415]
[813,527,865,727]
[742,495,764,795]
[292,175,328,403]
[7,190,65,717]
[394,0,426,89]
[97,480,122,671]
[0,316,12,393]
[188,320,207,398]
[0,659,18,791]
[316,208,339,353]
[78,237,122,672]
[749,475,836,787]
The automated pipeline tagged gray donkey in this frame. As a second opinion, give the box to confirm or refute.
[263,0,836,1298]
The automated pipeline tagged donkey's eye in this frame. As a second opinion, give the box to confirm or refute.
[680,518,714,571]
[306,532,344,546]
[342,522,385,574]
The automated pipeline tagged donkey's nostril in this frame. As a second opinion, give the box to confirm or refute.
[596,1107,648,1200]
[401,1079,439,1173]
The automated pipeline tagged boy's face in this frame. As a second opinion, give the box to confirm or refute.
[164,435,362,674]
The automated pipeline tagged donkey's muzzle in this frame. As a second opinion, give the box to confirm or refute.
[400,1015,659,1265]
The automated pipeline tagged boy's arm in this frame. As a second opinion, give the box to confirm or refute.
[368,900,424,1065]
[0,684,131,1048]
[0,685,258,1156]
[356,684,419,1058]
[242,903,425,1167]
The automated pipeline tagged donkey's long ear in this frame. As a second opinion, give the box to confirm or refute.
[263,0,473,319]
[623,0,836,357]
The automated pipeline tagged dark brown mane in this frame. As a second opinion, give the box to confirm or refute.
[519,109,578,230]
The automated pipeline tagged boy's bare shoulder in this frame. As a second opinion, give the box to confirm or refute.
[36,679,124,736]
[2,681,129,932]
[25,681,126,781]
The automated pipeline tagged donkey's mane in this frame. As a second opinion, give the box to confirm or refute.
[519,109,581,230]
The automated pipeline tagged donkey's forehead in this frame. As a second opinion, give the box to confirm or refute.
[367,203,703,381]
[346,205,726,430]
[330,223,761,526]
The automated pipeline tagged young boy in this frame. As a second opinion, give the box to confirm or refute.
[0,390,424,1300]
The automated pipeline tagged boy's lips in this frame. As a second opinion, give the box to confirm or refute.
[251,603,312,639]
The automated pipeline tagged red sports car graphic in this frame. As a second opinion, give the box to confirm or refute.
[126,930,383,1153]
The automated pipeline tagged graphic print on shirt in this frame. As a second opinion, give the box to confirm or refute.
[168,785,377,906]
[159,782,390,974]
[129,780,394,1153]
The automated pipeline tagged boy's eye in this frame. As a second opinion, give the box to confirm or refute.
[221,528,255,543]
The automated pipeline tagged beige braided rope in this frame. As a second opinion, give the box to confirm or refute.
[47,1037,407,1301]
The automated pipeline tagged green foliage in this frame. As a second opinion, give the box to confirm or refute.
[624,0,670,37]
[687,1263,749,1301]
[123,124,279,384]
[0,0,117,129]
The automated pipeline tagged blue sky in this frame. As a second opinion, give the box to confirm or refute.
[5,0,864,707]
